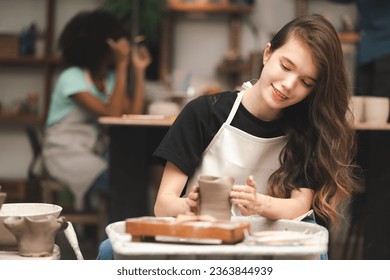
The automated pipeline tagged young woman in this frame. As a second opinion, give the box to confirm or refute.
[153,14,357,227]
[97,14,357,259]
[42,10,151,211]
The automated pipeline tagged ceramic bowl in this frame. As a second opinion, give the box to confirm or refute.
[147,101,181,117]
[0,203,62,246]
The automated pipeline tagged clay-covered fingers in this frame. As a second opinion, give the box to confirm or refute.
[230,176,258,216]
[230,185,256,201]
[185,186,199,214]
[235,203,251,216]
[186,188,199,207]
[246,175,256,188]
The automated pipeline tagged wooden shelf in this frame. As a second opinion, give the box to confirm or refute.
[0,180,27,202]
[295,1,360,44]
[0,114,44,125]
[0,56,62,66]
[216,62,251,74]
[0,0,57,124]
[161,1,253,85]
[167,0,253,13]
[339,32,360,44]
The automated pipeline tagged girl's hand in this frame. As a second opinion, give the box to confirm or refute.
[185,185,200,215]
[230,175,260,216]
[106,37,130,65]
[132,45,152,70]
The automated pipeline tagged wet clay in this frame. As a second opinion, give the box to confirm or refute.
[198,175,234,221]
[3,215,68,257]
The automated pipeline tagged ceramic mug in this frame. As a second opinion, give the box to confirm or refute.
[197,175,234,221]
[364,96,389,124]
[349,96,365,123]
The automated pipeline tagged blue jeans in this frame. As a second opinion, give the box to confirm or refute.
[90,151,110,193]
[301,217,328,260]
[85,151,110,212]
[96,238,114,260]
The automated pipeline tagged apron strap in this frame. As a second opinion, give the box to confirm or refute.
[225,81,253,125]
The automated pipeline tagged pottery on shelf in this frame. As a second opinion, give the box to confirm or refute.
[197,175,235,221]
[3,215,68,257]
[364,96,389,124]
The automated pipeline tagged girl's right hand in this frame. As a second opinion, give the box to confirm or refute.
[106,37,130,65]
[185,185,200,215]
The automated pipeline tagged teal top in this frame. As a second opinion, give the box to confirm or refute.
[46,67,115,128]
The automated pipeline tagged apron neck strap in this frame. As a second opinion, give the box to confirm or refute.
[225,81,253,125]
[226,91,244,125]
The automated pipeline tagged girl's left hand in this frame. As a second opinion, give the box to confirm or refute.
[230,175,260,216]
[132,45,152,70]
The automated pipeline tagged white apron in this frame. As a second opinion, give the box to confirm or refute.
[186,83,287,216]
[42,71,108,210]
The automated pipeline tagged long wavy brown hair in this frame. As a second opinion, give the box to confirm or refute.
[267,14,358,226]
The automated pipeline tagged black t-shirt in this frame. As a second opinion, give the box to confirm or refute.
[153,91,286,177]
[154,91,318,190]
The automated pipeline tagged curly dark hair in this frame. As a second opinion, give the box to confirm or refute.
[58,9,126,75]
[266,14,358,226]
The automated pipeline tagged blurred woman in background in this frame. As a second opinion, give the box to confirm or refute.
[42,9,151,212]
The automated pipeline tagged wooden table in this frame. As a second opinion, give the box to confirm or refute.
[99,115,174,223]
[354,122,390,131]
[353,122,390,259]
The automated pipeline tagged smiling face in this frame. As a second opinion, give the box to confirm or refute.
[248,34,318,120]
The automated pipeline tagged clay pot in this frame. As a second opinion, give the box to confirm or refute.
[3,215,68,257]
[198,175,234,221]
[0,192,6,210]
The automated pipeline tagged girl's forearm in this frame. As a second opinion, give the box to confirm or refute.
[106,62,128,115]
[129,69,146,114]
[256,193,311,220]
[154,195,189,217]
